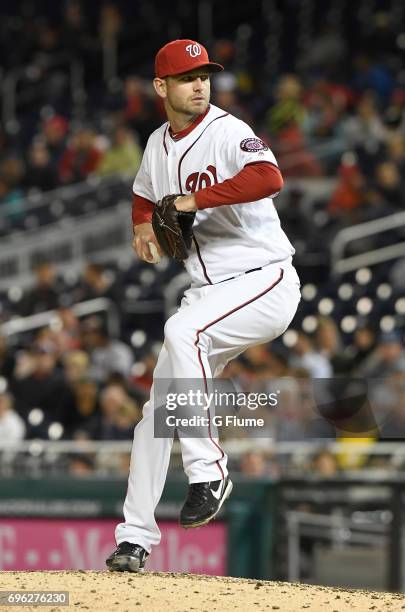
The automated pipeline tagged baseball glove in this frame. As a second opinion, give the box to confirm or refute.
[152,194,196,262]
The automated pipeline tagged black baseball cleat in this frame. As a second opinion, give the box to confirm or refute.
[106,542,149,572]
[180,476,233,528]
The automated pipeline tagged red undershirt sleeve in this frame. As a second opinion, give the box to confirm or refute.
[194,162,284,210]
[132,194,154,225]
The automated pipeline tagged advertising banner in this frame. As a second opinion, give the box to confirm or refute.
[0,519,226,574]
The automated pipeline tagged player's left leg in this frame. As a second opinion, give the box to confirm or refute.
[107,344,175,570]
[163,261,300,526]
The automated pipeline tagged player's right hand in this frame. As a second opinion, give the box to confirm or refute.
[132,223,163,263]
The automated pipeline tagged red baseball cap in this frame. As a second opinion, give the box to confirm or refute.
[155,39,224,78]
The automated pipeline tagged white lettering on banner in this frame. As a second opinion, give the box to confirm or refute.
[180,544,204,572]
[87,529,102,567]
[25,549,39,566]
[207,551,221,569]
[63,529,86,568]
[186,43,202,57]
[63,528,105,569]
[0,519,225,572]
[0,526,15,569]
[167,529,180,572]
[48,550,62,566]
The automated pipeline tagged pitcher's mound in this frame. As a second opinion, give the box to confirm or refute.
[1,571,404,612]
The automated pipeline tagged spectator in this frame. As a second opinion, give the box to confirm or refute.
[356,331,405,379]
[99,2,123,48]
[352,54,395,104]
[121,76,153,147]
[342,93,385,178]
[61,0,93,63]
[302,85,347,174]
[386,133,405,176]
[81,316,133,382]
[29,27,67,108]
[96,125,142,177]
[212,72,251,123]
[273,381,311,442]
[12,340,75,434]
[62,350,90,384]
[24,140,59,192]
[237,344,273,387]
[316,316,350,374]
[97,383,141,439]
[52,308,82,353]
[290,331,333,378]
[312,449,339,477]
[346,326,377,371]
[328,154,366,219]
[59,127,104,183]
[0,391,26,445]
[123,77,146,122]
[374,161,402,211]
[68,377,100,438]
[0,175,24,222]
[266,75,306,135]
[265,75,322,177]
[266,347,290,379]
[379,369,405,441]
[240,450,280,478]
[41,115,69,170]
[20,261,61,316]
[1,157,25,190]
[68,454,95,476]
[211,38,235,68]
[120,76,158,146]
[72,262,117,303]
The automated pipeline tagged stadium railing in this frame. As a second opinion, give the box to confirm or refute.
[286,509,387,582]
[1,439,405,469]
[0,297,121,342]
[0,200,133,290]
[331,210,405,274]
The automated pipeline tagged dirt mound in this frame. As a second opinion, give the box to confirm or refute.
[1,571,404,611]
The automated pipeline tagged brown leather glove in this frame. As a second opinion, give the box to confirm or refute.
[152,194,196,262]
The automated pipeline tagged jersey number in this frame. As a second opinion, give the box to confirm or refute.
[185,165,218,192]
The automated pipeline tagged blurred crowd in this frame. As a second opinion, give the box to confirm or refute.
[0,259,404,456]
[0,2,404,235]
[1,3,405,476]
[0,259,153,444]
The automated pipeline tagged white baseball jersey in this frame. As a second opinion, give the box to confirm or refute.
[133,104,295,285]
[118,105,301,556]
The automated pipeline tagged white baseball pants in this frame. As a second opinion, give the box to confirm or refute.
[115,261,301,552]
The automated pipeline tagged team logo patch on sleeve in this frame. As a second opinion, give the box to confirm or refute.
[240,138,269,152]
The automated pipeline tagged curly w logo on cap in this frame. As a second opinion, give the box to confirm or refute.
[185,43,202,58]
[155,39,223,78]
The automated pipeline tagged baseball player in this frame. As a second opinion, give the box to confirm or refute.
[106,39,301,572]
